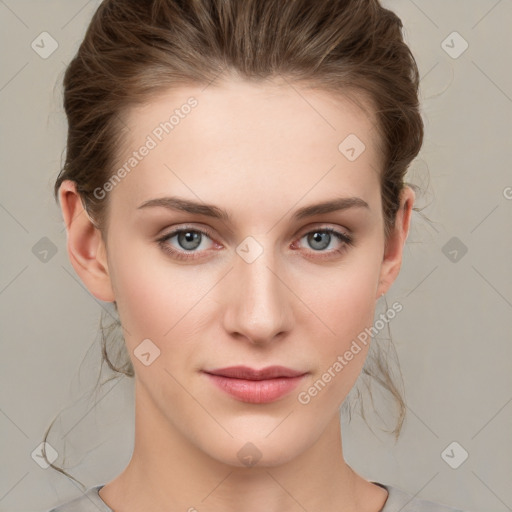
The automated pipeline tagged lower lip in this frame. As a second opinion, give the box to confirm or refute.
[203,372,307,404]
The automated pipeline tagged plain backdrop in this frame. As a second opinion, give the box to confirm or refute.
[0,1,511,511]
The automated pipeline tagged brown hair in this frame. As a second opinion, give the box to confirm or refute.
[46,0,428,489]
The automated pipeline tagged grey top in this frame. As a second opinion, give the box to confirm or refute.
[47,481,470,511]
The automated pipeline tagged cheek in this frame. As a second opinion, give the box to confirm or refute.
[108,240,201,346]
[109,229,381,358]
[296,253,381,394]
[113,268,165,343]
[298,253,381,342]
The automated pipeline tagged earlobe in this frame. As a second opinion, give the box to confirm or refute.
[375,186,415,299]
[58,180,115,303]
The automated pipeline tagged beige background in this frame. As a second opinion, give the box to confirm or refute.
[1,0,511,511]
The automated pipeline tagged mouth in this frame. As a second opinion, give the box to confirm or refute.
[202,365,308,404]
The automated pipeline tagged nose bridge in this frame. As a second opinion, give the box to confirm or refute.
[224,236,294,343]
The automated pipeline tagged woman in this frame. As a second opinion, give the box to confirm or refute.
[46,0,470,510]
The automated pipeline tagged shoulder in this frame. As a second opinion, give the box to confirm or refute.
[372,482,472,512]
[45,485,112,512]
[46,481,473,512]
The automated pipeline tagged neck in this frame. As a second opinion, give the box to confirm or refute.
[99,381,387,512]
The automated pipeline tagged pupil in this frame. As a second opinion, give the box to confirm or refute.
[310,231,329,250]
[180,231,200,250]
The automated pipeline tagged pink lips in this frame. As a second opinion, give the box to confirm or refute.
[203,365,307,404]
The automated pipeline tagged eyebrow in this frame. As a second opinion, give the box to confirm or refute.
[137,195,370,221]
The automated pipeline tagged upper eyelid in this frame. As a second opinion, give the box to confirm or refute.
[160,223,351,247]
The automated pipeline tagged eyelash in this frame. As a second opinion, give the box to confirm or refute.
[156,225,354,262]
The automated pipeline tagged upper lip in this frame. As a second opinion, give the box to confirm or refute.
[204,365,306,380]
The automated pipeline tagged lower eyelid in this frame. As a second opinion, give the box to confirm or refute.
[158,227,352,258]
[161,229,216,249]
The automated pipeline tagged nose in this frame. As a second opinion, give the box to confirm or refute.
[221,244,295,346]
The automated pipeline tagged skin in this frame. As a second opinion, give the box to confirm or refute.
[59,76,414,512]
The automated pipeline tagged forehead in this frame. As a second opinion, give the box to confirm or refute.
[109,79,382,220]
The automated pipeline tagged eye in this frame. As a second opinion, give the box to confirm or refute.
[156,226,217,261]
[293,227,353,259]
[156,225,354,262]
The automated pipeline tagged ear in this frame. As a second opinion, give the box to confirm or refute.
[58,180,115,302]
[375,186,415,299]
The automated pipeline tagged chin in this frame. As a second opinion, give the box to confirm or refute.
[201,432,311,469]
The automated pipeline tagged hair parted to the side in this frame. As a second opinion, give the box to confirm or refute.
[46,0,429,489]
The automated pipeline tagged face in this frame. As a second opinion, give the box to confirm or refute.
[77,78,410,468]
